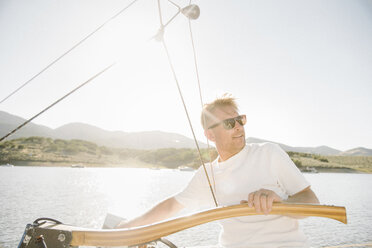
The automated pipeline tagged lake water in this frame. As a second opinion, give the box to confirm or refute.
[0,166,371,248]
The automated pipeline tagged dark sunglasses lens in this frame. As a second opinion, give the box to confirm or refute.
[221,116,246,130]
[236,115,246,126]
[222,118,236,129]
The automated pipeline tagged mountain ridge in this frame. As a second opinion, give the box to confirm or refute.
[1,110,371,155]
[246,137,342,155]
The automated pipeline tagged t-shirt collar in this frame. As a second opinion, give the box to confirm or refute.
[215,144,248,169]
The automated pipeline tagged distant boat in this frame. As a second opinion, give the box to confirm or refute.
[303,166,318,173]
[71,164,85,168]
[0,163,14,167]
[178,166,194,171]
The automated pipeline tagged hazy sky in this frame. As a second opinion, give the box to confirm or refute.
[0,0,371,151]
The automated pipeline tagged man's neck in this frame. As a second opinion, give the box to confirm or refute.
[217,146,245,162]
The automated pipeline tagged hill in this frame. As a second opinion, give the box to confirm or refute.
[1,137,371,173]
[1,110,371,155]
[0,111,54,139]
[0,111,207,149]
[0,137,213,169]
[54,123,205,149]
[246,137,341,155]
[340,147,372,156]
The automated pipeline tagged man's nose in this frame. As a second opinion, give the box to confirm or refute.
[234,120,242,130]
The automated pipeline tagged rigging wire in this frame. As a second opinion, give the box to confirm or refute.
[188,15,217,199]
[1,0,218,206]
[154,0,181,39]
[157,0,164,26]
[161,39,218,207]
[157,0,218,207]
[0,0,139,105]
[0,63,115,142]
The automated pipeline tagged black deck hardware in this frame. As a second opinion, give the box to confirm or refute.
[18,220,74,248]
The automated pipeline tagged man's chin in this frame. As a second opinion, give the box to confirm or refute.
[233,135,245,143]
[232,137,246,150]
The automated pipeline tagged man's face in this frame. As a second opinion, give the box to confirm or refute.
[205,105,246,159]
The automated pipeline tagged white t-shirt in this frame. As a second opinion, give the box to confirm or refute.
[174,142,311,248]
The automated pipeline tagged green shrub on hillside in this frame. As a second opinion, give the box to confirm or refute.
[1,136,371,172]
[292,159,302,167]
[44,144,59,152]
[24,136,45,144]
[99,146,112,155]
[139,148,194,168]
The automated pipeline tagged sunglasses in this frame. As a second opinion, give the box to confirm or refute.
[208,115,246,130]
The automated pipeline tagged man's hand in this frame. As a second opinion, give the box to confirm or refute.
[240,189,282,215]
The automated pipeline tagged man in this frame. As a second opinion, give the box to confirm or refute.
[117,94,319,247]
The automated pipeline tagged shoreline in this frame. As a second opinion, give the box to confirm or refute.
[2,161,368,173]
[2,137,371,173]
[3,160,166,169]
[302,167,362,173]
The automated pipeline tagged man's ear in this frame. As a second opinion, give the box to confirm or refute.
[204,129,216,142]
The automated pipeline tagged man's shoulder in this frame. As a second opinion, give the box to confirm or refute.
[194,161,214,174]
[246,142,280,152]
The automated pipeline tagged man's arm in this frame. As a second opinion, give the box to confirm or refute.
[283,186,319,219]
[116,196,184,228]
[285,186,319,204]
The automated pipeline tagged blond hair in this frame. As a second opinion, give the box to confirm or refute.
[201,93,239,129]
